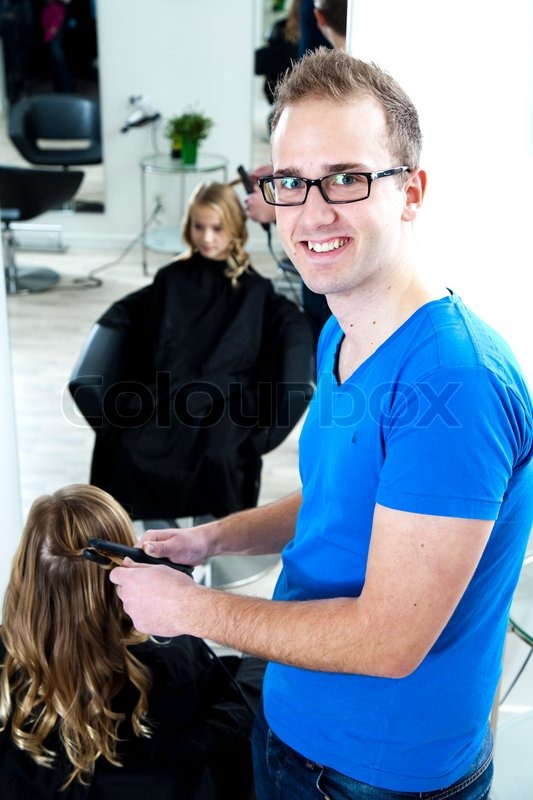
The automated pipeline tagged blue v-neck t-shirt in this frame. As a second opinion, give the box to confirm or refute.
[263,293,533,791]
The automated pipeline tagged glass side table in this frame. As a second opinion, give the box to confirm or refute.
[140,152,228,274]
[509,553,533,647]
[490,711,533,799]
[497,552,533,705]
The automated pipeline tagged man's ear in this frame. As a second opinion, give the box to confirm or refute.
[402,168,427,222]
[313,7,327,32]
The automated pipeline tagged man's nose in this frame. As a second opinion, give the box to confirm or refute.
[300,184,336,221]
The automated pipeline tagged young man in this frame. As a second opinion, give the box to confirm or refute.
[110,49,533,798]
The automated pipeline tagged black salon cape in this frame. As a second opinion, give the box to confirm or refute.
[0,636,265,799]
[89,253,311,520]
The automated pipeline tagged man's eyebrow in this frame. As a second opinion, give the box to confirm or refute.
[328,162,370,173]
[273,163,371,177]
[274,167,303,177]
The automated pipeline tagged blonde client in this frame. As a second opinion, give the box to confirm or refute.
[86,182,312,524]
[0,484,258,799]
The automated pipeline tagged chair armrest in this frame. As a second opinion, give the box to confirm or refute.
[8,100,26,152]
[259,293,316,454]
[262,340,316,454]
[69,323,127,431]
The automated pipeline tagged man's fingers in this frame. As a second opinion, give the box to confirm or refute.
[109,560,145,584]
[143,541,162,555]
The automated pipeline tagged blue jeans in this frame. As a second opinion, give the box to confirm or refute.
[252,699,493,800]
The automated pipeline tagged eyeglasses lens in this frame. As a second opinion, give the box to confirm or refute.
[266,174,372,205]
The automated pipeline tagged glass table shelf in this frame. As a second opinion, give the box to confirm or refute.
[143,227,183,254]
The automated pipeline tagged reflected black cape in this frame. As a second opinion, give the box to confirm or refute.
[89,253,313,520]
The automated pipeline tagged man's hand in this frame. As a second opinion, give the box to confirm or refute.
[109,559,202,637]
[244,189,276,225]
[138,526,210,566]
[244,164,277,226]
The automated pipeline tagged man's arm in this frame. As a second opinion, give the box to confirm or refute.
[139,492,301,564]
[112,504,493,678]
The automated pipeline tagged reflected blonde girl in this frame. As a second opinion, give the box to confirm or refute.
[179,181,251,287]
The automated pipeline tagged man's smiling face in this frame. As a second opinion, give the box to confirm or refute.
[271,95,412,300]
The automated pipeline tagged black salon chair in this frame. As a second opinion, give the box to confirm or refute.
[9,94,103,169]
[0,165,84,293]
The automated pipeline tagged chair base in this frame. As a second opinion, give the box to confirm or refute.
[133,518,280,590]
[10,221,67,253]
[5,266,60,295]
[206,554,281,589]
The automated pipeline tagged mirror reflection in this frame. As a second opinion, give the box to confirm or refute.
[0,0,103,212]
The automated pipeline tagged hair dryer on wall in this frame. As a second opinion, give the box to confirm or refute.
[120,95,161,133]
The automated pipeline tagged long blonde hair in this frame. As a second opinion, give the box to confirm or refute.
[0,484,152,789]
[179,181,251,287]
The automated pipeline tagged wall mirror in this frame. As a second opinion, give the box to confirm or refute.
[0,0,103,213]
[252,0,334,165]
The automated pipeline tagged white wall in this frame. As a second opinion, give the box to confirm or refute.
[48,0,257,245]
[347,0,532,381]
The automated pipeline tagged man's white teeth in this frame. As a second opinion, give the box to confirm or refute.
[307,238,347,252]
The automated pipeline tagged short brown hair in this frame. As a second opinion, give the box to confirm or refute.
[271,48,422,169]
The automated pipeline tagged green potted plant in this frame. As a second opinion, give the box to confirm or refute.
[164,109,214,164]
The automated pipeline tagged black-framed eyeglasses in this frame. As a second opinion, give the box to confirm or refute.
[258,166,410,206]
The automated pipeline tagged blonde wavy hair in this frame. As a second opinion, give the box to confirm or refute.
[179,181,251,287]
[0,484,152,789]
